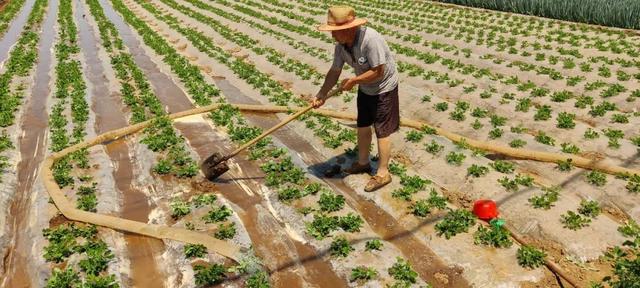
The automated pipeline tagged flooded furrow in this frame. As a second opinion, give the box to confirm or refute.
[215,79,469,287]
[171,110,348,286]
[2,0,58,286]
[78,0,168,285]
[76,0,126,133]
[75,0,164,286]
[96,0,192,112]
[205,80,349,286]
[98,0,348,285]
[0,0,35,66]
[176,122,309,287]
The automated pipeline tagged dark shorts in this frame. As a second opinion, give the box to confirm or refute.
[356,85,400,138]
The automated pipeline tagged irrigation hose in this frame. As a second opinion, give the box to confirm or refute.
[42,103,640,264]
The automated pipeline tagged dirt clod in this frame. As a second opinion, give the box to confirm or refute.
[434,272,449,284]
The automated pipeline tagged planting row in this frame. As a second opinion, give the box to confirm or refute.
[266,0,639,128]
[44,0,120,286]
[272,0,640,120]
[297,0,640,59]
[0,0,47,182]
[221,0,640,179]
[0,0,26,36]
[334,0,640,83]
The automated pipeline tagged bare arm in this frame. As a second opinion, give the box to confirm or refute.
[317,67,342,99]
[312,67,342,108]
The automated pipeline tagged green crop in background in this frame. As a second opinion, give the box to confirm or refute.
[433,0,640,30]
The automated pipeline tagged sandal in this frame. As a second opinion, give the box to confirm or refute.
[344,162,372,175]
[364,174,392,192]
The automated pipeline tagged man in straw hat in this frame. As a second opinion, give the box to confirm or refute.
[312,5,399,192]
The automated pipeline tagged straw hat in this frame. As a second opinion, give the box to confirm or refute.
[317,6,367,31]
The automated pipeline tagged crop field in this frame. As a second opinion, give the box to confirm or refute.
[0,0,639,287]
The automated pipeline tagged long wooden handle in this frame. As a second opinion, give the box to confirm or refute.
[224,88,340,160]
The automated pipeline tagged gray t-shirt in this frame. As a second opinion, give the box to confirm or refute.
[331,26,398,95]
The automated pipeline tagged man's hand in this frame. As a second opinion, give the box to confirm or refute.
[312,91,327,108]
[311,97,326,108]
[340,78,357,91]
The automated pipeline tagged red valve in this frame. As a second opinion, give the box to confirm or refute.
[473,199,499,220]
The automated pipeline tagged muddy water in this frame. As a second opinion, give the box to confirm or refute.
[76,0,127,133]
[76,0,165,286]
[173,115,348,286]
[208,81,354,287]
[98,1,347,284]
[96,0,194,113]
[216,79,469,287]
[2,0,58,286]
[176,122,310,286]
[0,0,35,65]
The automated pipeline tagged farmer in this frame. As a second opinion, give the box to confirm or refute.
[312,6,399,192]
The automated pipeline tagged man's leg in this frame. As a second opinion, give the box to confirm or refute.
[343,89,376,175]
[364,86,398,191]
[375,136,391,177]
[357,126,372,165]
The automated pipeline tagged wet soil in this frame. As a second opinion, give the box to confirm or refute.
[78,0,165,285]
[101,0,345,284]
[2,0,58,286]
[215,79,468,287]
[178,122,335,287]
[119,0,471,283]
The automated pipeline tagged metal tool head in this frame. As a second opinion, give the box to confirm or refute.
[201,152,230,181]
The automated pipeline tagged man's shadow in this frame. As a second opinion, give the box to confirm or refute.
[306,147,378,180]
